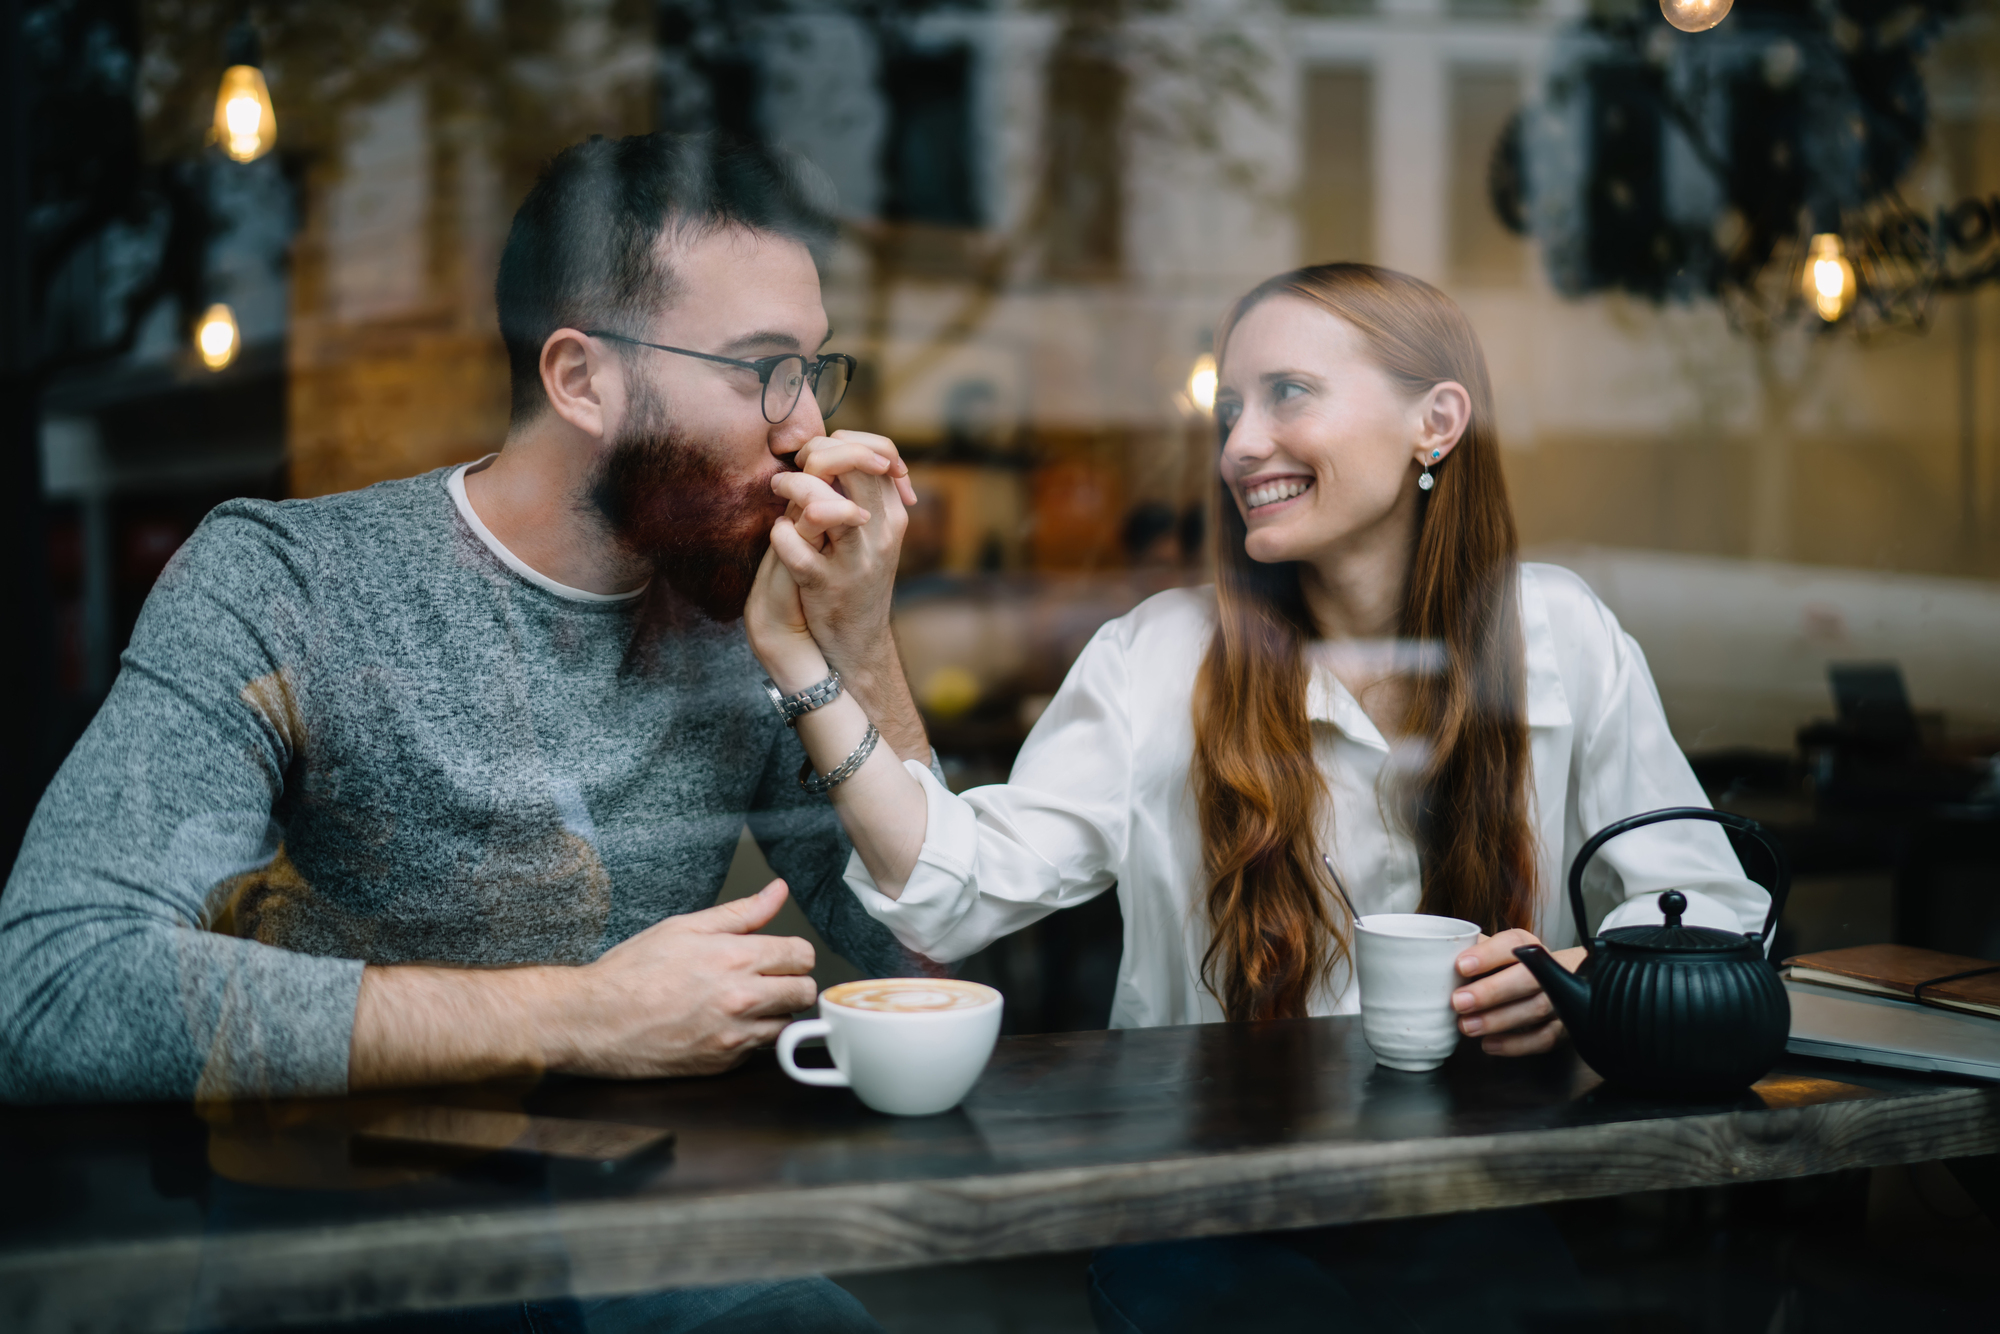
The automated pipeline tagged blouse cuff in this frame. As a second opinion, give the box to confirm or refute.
[1596,884,1755,938]
[842,759,982,959]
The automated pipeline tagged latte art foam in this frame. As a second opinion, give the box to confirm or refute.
[823,979,995,1014]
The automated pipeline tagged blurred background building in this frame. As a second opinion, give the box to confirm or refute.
[6,0,1999,1030]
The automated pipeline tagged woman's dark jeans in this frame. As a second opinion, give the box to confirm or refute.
[1087,1207,1587,1334]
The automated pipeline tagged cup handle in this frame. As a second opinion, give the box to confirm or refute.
[776,1018,848,1087]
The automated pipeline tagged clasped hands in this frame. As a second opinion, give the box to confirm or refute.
[746,429,915,698]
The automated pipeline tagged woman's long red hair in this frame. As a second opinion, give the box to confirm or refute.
[1192,263,1537,1022]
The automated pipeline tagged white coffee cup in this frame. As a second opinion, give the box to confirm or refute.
[777,978,1003,1116]
[1354,913,1482,1072]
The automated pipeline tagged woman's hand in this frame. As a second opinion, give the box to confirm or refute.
[747,463,877,693]
[746,536,829,695]
[1449,930,1587,1056]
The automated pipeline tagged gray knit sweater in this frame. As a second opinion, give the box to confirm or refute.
[0,465,913,1103]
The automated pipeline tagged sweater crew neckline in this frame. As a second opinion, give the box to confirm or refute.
[448,457,645,604]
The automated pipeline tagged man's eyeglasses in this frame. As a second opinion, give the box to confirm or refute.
[585,331,856,424]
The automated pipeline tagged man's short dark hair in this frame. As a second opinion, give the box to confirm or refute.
[496,132,840,423]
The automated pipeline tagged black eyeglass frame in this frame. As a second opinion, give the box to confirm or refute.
[584,330,855,424]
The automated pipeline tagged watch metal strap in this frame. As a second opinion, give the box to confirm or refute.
[764,669,842,726]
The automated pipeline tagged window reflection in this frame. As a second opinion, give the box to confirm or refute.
[11,0,2000,1020]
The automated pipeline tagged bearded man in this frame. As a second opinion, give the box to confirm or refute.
[5,123,937,1244]
[0,129,933,1329]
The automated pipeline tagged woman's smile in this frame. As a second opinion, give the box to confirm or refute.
[1242,475,1315,513]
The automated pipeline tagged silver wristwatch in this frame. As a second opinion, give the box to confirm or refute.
[764,669,843,727]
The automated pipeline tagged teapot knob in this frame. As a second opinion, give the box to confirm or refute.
[1658,890,1686,927]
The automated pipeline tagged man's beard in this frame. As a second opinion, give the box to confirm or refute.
[588,383,785,628]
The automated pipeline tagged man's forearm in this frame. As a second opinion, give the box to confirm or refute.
[349,963,569,1091]
[840,639,932,765]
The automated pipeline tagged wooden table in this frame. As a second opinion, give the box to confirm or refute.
[4,1016,1996,1333]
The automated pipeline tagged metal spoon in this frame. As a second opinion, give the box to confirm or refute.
[1321,854,1361,925]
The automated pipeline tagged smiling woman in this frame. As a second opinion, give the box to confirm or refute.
[1197,263,1536,1023]
[744,258,1770,1049]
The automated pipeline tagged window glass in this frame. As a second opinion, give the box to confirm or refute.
[9,0,2000,1038]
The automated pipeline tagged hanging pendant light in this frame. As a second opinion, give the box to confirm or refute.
[1803,233,1857,323]
[213,19,275,163]
[197,303,241,370]
[1187,353,1217,413]
[1659,0,1734,33]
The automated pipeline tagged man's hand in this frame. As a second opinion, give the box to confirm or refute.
[768,430,931,764]
[349,881,817,1090]
[548,880,817,1077]
[1448,929,1587,1057]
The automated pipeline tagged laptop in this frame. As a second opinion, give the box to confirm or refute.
[1786,980,2000,1083]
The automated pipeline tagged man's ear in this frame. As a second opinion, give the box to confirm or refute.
[1413,380,1472,465]
[540,329,616,439]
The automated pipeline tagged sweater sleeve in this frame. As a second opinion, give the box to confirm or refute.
[0,501,364,1103]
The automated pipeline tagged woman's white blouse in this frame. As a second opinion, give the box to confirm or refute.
[845,563,1771,1029]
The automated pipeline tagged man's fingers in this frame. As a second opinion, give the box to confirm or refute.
[797,442,893,480]
[732,974,819,1019]
[796,496,871,545]
[802,430,919,507]
[738,1018,793,1050]
[685,879,789,935]
[773,473,871,544]
[744,931,816,977]
[772,470,847,508]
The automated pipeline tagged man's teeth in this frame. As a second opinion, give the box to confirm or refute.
[1245,478,1313,509]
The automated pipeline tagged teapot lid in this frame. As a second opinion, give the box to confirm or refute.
[1598,890,1756,953]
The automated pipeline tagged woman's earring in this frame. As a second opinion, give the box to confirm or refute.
[1418,448,1441,492]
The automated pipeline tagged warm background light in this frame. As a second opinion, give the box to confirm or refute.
[197,303,240,370]
[1659,0,1733,32]
[214,64,276,162]
[1804,233,1856,323]
[1187,353,1217,413]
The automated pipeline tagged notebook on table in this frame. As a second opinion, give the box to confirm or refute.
[1783,944,2000,1020]
[1780,945,2000,1083]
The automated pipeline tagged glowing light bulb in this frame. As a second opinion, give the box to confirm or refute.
[197,303,240,370]
[1802,233,1856,323]
[213,65,276,162]
[1188,353,1217,413]
[1659,0,1733,33]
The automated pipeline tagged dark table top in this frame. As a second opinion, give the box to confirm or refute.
[5,1016,1997,1334]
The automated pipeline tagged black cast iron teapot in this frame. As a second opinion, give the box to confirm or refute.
[1513,807,1792,1095]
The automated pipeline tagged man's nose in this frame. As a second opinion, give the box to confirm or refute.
[770,391,826,457]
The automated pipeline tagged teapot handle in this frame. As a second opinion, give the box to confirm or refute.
[1566,806,1791,955]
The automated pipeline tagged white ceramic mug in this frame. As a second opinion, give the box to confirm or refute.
[1354,913,1482,1072]
[777,978,1003,1116]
